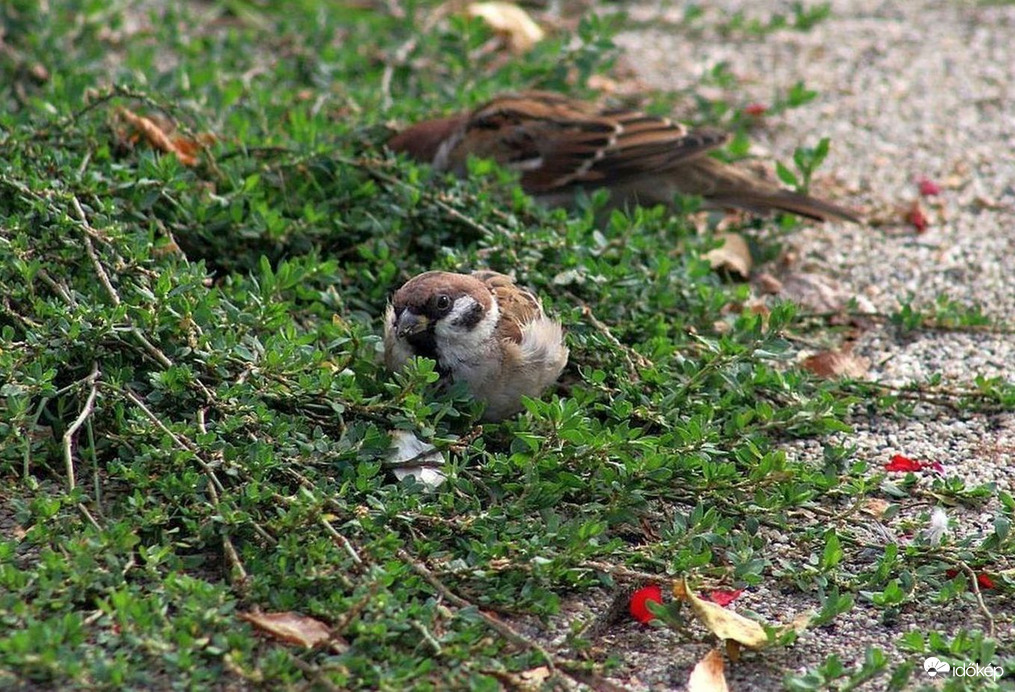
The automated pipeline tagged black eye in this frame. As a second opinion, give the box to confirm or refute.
[434,294,452,313]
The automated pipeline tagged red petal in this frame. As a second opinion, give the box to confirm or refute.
[885,454,923,472]
[906,203,929,233]
[743,103,768,117]
[917,178,941,196]
[977,574,996,590]
[925,461,945,474]
[629,584,663,624]
[945,569,994,590]
[707,589,743,607]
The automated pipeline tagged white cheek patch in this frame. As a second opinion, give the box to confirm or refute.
[434,296,499,364]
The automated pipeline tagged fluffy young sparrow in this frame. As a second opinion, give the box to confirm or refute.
[383,270,568,421]
[388,90,859,222]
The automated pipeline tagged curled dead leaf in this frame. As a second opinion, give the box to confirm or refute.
[800,348,870,379]
[240,611,334,649]
[486,665,555,690]
[385,429,447,490]
[705,233,752,279]
[687,648,729,692]
[114,107,215,167]
[862,498,891,519]
[673,578,768,649]
[466,2,545,52]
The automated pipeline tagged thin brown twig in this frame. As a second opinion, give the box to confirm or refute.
[117,385,226,495]
[62,363,101,491]
[197,408,249,589]
[36,268,76,306]
[285,655,343,692]
[398,548,581,685]
[71,194,218,404]
[318,517,364,571]
[573,297,653,374]
[958,560,996,638]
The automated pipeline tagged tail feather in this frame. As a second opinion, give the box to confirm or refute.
[709,188,861,223]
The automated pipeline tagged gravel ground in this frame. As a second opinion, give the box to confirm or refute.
[529,1,1015,689]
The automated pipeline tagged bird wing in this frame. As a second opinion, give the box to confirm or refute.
[471,270,543,345]
[457,91,728,193]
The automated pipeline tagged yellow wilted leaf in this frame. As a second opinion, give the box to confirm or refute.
[466,2,545,52]
[673,578,768,649]
[239,611,332,648]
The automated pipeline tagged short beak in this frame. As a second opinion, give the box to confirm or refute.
[396,311,429,338]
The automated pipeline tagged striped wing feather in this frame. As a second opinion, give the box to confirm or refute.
[463,92,726,193]
[471,270,543,345]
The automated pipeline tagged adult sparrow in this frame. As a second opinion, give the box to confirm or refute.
[388,90,859,222]
[383,270,568,421]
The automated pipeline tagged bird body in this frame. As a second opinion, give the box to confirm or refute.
[388,90,859,223]
[383,270,568,421]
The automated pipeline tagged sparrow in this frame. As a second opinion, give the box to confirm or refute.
[387,90,859,222]
[383,270,568,421]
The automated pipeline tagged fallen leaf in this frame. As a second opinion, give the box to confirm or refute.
[673,579,768,649]
[754,272,783,295]
[801,348,870,379]
[775,271,875,314]
[385,429,447,490]
[466,2,545,52]
[705,232,752,278]
[240,611,332,648]
[114,107,214,167]
[629,584,663,624]
[861,498,891,519]
[687,648,729,692]
[519,666,552,686]
[587,74,619,94]
[707,590,743,607]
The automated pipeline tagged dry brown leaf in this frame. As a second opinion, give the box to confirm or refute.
[487,665,553,690]
[673,578,768,649]
[115,107,214,167]
[239,611,332,648]
[801,348,870,379]
[687,648,729,692]
[776,271,861,313]
[705,233,752,279]
[519,666,552,687]
[754,272,783,295]
[862,498,891,519]
[467,2,545,52]
[587,74,619,94]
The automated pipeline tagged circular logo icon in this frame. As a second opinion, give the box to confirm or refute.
[924,657,950,677]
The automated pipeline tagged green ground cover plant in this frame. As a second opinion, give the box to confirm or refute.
[1,1,1011,689]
